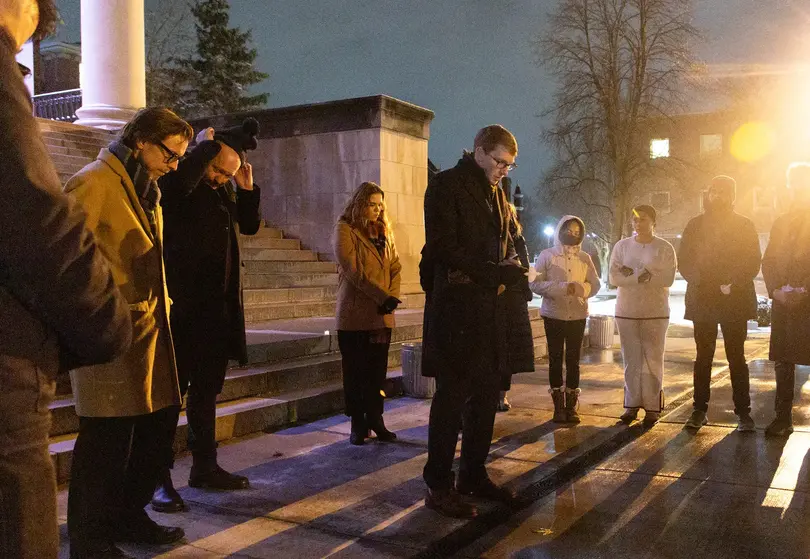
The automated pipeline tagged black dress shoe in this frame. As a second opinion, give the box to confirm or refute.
[425,488,478,519]
[114,515,185,545]
[367,415,397,442]
[151,474,186,513]
[189,465,249,490]
[457,478,519,506]
[349,415,368,445]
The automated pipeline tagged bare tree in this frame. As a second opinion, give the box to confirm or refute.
[537,0,702,270]
[145,2,194,108]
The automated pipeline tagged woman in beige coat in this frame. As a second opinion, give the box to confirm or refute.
[64,108,193,558]
[334,182,402,445]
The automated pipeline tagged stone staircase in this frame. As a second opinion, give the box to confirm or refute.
[38,119,548,484]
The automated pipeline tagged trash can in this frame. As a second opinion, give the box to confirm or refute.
[401,343,435,398]
[588,315,615,349]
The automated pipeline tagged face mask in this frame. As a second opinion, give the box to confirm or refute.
[560,233,580,246]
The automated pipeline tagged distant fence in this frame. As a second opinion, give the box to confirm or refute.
[33,88,82,122]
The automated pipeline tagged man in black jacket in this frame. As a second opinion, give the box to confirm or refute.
[678,175,761,433]
[0,2,132,557]
[421,125,526,518]
[153,120,262,512]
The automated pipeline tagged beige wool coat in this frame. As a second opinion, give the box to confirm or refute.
[64,149,181,417]
[333,221,402,330]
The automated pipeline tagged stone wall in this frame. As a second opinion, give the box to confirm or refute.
[194,95,433,295]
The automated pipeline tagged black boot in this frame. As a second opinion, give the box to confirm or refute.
[550,388,566,423]
[151,470,185,513]
[767,361,796,438]
[565,387,581,424]
[350,415,367,445]
[189,464,249,490]
[368,414,397,442]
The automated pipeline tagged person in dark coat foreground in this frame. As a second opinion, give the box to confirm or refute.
[762,163,810,437]
[153,119,262,513]
[678,175,761,433]
[497,203,535,412]
[421,125,527,519]
[0,3,131,557]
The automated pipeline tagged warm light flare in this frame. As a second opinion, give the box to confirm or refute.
[730,121,775,163]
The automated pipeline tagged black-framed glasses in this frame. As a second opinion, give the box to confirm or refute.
[487,152,517,172]
[156,141,184,164]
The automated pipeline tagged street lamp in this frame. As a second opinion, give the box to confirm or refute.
[543,225,555,247]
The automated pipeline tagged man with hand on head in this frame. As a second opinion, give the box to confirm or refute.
[153,119,262,513]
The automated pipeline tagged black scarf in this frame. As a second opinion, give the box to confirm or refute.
[108,140,162,214]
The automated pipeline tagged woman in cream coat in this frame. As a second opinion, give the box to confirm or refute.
[333,182,402,445]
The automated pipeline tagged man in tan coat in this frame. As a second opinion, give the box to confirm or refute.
[64,108,193,559]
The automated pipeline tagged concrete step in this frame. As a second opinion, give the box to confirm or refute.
[48,152,95,171]
[244,260,337,274]
[241,248,318,262]
[43,143,100,159]
[244,300,337,322]
[242,227,283,239]
[241,272,338,289]
[39,128,112,146]
[239,237,301,250]
[41,135,106,155]
[37,118,115,140]
[242,286,338,306]
[399,292,426,309]
[49,369,407,484]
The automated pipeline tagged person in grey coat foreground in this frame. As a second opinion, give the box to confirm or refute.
[0,2,132,558]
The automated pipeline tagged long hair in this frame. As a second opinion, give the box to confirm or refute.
[506,203,523,236]
[340,181,392,240]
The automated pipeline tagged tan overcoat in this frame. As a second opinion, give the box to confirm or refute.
[333,221,401,330]
[64,149,181,417]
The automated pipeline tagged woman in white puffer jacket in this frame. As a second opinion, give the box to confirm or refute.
[530,215,601,423]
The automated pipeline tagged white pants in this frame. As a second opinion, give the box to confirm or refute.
[616,318,668,412]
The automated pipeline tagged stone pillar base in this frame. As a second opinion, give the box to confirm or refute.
[75,104,138,131]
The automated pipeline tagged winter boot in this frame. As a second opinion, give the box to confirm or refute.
[350,415,367,445]
[550,387,566,423]
[565,387,581,424]
[765,411,794,438]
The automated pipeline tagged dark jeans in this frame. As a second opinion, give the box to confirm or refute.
[337,330,391,419]
[774,361,796,415]
[423,371,501,492]
[692,320,750,415]
[0,364,57,559]
[543,317,587,389]
[67,406,177,555]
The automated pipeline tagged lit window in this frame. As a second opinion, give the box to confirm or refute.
[649,191,671,213]
[650,138,670,159]
[700,134,723,158]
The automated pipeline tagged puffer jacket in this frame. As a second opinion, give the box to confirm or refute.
[530,215,601,320]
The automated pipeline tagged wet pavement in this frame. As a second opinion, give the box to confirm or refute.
[53,326,810,559]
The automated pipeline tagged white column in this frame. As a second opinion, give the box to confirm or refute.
[75,0,146,130]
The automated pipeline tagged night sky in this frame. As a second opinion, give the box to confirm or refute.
[54,0,808,194]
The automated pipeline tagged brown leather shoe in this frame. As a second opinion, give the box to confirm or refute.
[457,478,519,507]
[425,488,478,519]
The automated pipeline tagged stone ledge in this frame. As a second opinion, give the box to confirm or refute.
[192,95,435,141]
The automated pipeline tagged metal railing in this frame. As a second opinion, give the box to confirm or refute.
[32,88,82,122]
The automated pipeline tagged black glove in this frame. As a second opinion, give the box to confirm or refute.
[378,296,401,315]
[498,264,528,288]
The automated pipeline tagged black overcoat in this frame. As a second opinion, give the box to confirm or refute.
[421,153,520,380]
[762,210,810,365]
[160,142,262,368]
[678,209,760,323]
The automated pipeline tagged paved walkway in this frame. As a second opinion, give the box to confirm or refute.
[55,328,795,558]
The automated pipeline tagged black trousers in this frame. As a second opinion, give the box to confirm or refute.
[774,361,796,415]
[67,406,176,555]
[692,320,750,415]
[423,370,501,492]
[337,330,391,419]
[543,317,587,389]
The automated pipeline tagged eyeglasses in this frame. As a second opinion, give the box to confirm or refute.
[156,141,184,164]
[487,152,517,172]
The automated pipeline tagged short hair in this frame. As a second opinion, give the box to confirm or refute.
[632,204,657,224]
[34,0,59,41]
[119,107,193,148]
[474,125,518,156]
[787,163,810,190]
